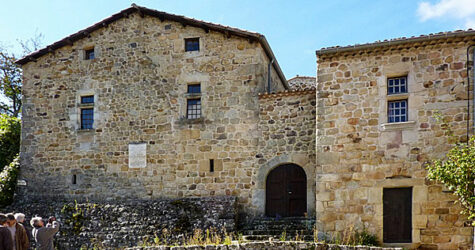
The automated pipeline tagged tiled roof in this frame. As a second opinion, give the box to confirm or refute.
[16,4,288,88]
[316,29,475,55]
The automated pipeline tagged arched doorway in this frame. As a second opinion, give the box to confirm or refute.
[266,164,307,217]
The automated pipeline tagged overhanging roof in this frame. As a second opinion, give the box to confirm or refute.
[16,4,288,88]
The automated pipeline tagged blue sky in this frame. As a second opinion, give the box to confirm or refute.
[1,0,474,78]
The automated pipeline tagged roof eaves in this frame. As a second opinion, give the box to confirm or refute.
[316,29,475,56]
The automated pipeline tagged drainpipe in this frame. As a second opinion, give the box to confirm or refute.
[467,45,475,139]
[268,59,274,94]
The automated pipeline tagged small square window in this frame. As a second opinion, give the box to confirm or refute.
[187,84,201,94]
[81,95,94,104]
[81,108,94,129]
[387,76,407,95]
[187,99,201,119]
[388,100,408,123]
[185,38,199,52]
[85,48,95,60]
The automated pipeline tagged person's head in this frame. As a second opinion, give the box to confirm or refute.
[30,217,44,228]
[5,213,16,227]
[14,213,25,224]
[0,214,7,226]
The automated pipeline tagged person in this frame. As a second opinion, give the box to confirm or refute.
[6,213,29,250]
[30,216,59,250]
[14,213,31,244]
[0,213,13,250]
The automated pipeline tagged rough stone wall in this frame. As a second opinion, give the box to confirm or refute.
[254,91,316,217]
[287,76,316,90]
[19,13,285,213]
[128,242,403,249]
[316,41,474,249]
[4,196,236,249]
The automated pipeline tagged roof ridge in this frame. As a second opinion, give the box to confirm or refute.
[16,4,288,88]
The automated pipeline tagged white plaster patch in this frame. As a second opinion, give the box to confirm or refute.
[129,143,147,168]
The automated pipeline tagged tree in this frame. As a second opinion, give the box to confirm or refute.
[0,33,43,117]
[0,114,21,172]
[0,52,22,117]
[427,112,475,225]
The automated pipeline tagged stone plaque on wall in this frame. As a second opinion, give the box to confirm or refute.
[129,143,147,168]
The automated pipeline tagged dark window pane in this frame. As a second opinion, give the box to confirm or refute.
[187,98,201,119]
[81,96,94,104]
[85,48,95,60]
[187,84,201,94]
[185,38,200,52]
[81,108,94,129]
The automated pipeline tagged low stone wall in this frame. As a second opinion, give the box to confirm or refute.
[129,241,402,249]
[3,196,236,249]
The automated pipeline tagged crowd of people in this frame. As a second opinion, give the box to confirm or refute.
[0,213,59,250]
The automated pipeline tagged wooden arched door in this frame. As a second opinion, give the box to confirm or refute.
[265,164,307,217]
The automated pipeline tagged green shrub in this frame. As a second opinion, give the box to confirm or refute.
[0,114,21,172]
[0,155,19,207]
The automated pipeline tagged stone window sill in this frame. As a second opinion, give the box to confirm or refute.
[387,93,409,101]
[77,129,95,133]
[380,121,415,131]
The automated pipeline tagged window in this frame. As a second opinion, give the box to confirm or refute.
[185,38,199,52]
[72,174,77,185]
[388,100,407,123]
[81,95,94,104]
[85,48,95,60]
[186,83,201,119]
[387,76,408,123]
[187,84,201,94]
[187,99,201,119]
[387,76,407,95]
[383,188,412,243]
[209,159,214,172]
[81,108,94,129]
[80,95,94,129]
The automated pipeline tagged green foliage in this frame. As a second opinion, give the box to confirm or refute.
[326,225,379,246]
[352,228,379,246]
[279,230,287,241]
[0,114,21,171]
[427,136,475,224]
[0,52,22,117]
[0,155,19,207]
[427,111,475,225]
[61,201,86,235]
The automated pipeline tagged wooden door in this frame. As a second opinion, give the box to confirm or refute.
[266,164,306,217]
[383,187,412,243]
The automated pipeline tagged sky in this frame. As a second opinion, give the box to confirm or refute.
[1,0,475,79]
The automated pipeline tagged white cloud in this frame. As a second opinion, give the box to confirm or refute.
[417,0,475,28]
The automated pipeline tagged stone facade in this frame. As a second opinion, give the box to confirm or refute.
[17,6,315,219]
[4,196,236,249]
[316,36,474,249]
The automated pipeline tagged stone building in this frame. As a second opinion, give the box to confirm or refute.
[14,3,475,249]
[316,31,475,249]
[16,5,316,220]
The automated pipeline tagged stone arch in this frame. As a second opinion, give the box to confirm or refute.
[252,153,315,217]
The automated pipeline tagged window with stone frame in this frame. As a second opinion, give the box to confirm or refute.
[84,48,95,60]
[80,95,94,129]
[185,38,200,52]
[186,83,201,119]
[387,76,408,123]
